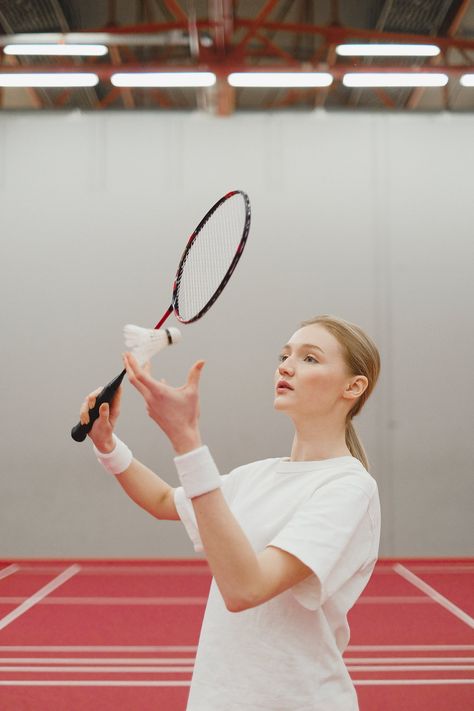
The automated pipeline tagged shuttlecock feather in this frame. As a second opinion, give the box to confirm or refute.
[123,325,181,366]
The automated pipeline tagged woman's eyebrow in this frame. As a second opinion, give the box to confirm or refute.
[281,343,325,354]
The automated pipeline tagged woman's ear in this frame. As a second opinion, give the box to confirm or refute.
[344,375,368,401]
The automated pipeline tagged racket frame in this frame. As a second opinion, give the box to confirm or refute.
[72,190,250,443]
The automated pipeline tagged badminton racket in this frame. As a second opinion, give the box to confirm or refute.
[71,189,251,442]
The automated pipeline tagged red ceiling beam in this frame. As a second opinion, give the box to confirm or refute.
[109,46,135,108]
[405,0,472,110]
[160,0,188,23]
[233,0,280,53]
[209,0,234,55]
[234,19,474,53]
[254,30,300,65]
[78,19,474,53]
[208,0,235,115]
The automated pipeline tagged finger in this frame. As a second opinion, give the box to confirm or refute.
[187,360,206,388]
[111,384,123,407]
[123,353,152,399]
[80,408,89,426]
[124,352,162,392]
[99,402,110,421]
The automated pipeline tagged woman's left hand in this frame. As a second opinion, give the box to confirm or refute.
[122,352,205,455]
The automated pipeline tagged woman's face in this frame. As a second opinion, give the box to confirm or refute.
[274,324,360,419]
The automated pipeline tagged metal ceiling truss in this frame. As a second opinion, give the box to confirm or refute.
[0,0,473,113]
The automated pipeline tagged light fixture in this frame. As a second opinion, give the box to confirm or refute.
[3,44,108,56]
[0,73,99,87]
[111,72,216,87]
[460,74,474,86]
[227,72,333,87]
[343,73,448,88]
[336,44,440,57]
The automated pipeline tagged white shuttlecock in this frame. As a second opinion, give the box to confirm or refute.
[123,325,182,366]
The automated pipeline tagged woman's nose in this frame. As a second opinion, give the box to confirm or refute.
[279,360,294,376]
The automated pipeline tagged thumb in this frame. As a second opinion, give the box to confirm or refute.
[187,360,205,387]
[99,403,109,419]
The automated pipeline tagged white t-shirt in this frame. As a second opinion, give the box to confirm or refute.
[174,454,381,711]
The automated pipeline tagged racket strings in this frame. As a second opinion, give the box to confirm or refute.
[175,193,248,322]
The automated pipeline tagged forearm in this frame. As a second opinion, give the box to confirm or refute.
[191,489,261,611]
[114,458,173,520]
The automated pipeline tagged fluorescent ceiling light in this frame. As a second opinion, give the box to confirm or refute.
[460,74,474,86]
[228,72,333,87]
[4,44,108,56]
[336,44,440,57]
[0,73,99,87]
[343,72,448,87]
[111,72,216,87]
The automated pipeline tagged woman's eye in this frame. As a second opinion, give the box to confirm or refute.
[278,354,288,362]
[305,355,318,363]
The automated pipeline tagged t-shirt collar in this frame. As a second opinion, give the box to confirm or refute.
[275,455,359,474]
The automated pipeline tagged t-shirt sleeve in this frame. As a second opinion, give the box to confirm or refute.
[268,480,375,611]
[173,473,237,553]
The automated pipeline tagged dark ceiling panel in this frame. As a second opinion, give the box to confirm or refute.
[0,0,472,112]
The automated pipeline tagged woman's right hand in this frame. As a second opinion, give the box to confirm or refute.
[79,386,123,453]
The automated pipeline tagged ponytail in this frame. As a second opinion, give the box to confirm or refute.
[345,419,369,471]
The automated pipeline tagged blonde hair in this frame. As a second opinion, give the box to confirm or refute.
[300,315,380,471]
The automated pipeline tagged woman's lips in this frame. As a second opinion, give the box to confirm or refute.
[276,380,294,391]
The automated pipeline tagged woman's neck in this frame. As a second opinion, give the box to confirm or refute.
[289,417,351,462]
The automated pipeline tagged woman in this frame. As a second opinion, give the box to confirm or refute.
[80,314,381,711]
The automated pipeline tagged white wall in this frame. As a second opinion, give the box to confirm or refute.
[0,110,472,558]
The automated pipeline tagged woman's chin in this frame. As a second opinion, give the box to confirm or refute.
[274,396,291,411]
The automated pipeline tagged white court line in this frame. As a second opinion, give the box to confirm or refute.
[346,656,474,664]
[0,565,20,581]
[0,657,197,664]
[347,664,474,672]
[1,644,472,653]
[0,680,192,686]
[0,656,472,665]
[0,596,207,606]
[0,595,434,606]
[0,679,472,687]
[354,679,474,685]
[0,657,474,669]
[0,565,81,632]
[0,665,194,673]
[347,645,474,651]
[0,664,472,674]
[0,645,198,652]
[394,563,474,628]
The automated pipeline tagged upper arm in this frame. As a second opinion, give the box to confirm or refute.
[158,486,180,520]
[243,545,313,610]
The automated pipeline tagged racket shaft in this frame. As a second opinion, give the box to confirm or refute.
[71,370,126,442]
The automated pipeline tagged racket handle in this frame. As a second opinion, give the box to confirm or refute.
[71,370,127,443]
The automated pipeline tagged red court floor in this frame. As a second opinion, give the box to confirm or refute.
[0,558,472,710]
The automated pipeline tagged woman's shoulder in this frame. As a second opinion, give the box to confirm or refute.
[333,458,379,498]
[229,457,282,476]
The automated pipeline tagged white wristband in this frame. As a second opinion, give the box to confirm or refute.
[174,445,221,499]
[93,434,133,476]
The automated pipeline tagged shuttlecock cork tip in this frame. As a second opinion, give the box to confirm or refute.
[167,327,182,344]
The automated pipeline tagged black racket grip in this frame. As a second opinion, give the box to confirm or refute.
[71,369,127,443]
